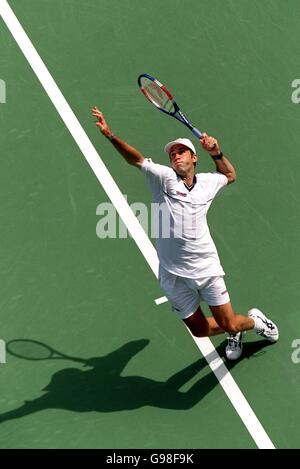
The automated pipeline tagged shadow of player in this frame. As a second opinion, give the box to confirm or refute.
[0,337,271,424]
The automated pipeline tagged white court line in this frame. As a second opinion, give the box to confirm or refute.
[154,296,168,305]
[0,0,275,449]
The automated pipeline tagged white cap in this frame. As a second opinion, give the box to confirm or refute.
[164,138,196,155]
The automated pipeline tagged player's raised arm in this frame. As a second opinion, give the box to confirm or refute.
[92,106,145,167]
[200,133,236,185]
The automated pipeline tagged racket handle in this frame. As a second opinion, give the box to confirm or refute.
[191,127,202,139]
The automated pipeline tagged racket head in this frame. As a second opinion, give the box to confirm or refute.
[6,339,56,360]
[138,74,177,115]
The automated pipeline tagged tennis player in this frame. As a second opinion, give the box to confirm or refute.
[92,106,279,360]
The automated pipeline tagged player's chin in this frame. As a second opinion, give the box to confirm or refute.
[173,166,186,176]
[175,164,186,173]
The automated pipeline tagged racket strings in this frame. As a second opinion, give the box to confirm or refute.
[141,78,175,113]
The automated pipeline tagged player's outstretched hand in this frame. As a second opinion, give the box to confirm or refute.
[200,132,220,156]
[92,106,113,139]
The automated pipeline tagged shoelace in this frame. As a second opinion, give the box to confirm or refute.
[227,334,240,348]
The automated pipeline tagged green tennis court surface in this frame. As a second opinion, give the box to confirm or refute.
[0,0,300,448]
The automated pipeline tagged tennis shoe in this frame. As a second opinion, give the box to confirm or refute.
[225,331,244,360]
[248,308,279,342]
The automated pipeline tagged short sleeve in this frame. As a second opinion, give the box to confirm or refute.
[140,158,173,196]
[205,172,228,199]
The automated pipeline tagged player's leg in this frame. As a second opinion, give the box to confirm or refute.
[198,276,254,360]
[198,276,254,332]
[209,302,279,360]
[183,305,225,337]
[209,302,254,333]
[208,302,251,360]
[159,266,223,337]
[202,276,279,341]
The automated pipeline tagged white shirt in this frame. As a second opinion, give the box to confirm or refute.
[141,158,228,278]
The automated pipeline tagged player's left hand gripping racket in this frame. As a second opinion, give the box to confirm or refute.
[138,73,202,139]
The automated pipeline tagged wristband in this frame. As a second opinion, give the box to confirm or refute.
[106,133,115,141]
[210,151,223,160]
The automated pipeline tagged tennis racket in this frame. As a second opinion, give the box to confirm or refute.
[138,73,202,139]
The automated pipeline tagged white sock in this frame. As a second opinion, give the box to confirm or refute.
[251,315,263,333]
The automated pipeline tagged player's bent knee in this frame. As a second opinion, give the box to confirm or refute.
[221,321,239,334]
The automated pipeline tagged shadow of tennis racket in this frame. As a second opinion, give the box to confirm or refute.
[6,339,87,365]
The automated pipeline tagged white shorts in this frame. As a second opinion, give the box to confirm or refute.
[158,265,230,319]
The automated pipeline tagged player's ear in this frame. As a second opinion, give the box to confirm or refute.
[192,153,197,164]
